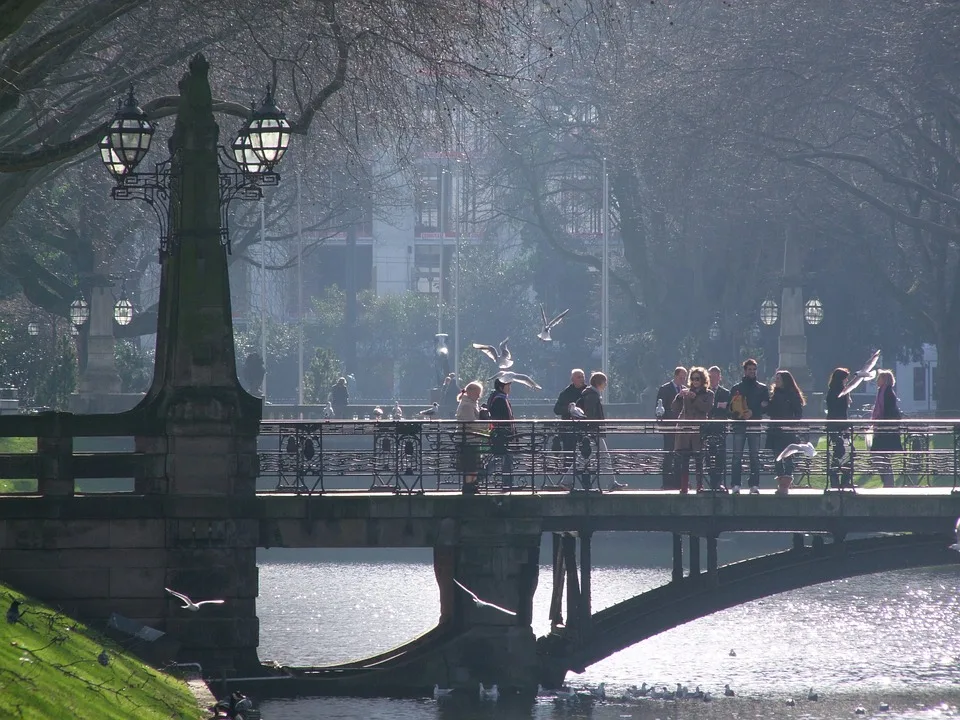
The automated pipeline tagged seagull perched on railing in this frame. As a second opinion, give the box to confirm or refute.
[487,370,542,391]
[472,338,513,369]
[839,349,882,397]
[392,401,403,420]
[323,401,335,419]
[454,579,517,616]
[538,305,570,342]
[165,588,225,612]
[373,406,384,420]
[418,402,440,418]
[775,442,817,463]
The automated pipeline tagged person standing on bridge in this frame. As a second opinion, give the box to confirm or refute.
[671,367,715,494]
[329,377,349,419]
[766,370,806,494]
[576,371,613,490]
[455,381,484,495]
[728,359,769,494]
[485,378,515,490]
[826,367,853,489]
[705,365,731,491]
[870,369,903,488]
[656,367,688,490]
[554,368,587,485]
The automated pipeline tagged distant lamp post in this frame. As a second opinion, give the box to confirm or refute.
[746,322,761,344]
[99,83,288,259]
[70,296,90,328]
[435,332,450,385]
[114,296,134,326]
[27,322,39,336]
[708,317,721,341]
[804,295,824,326]
[760,298,779,326]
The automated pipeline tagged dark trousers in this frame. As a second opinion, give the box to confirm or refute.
[731,431,761,488]
[827,430,852,487]
[661,433,680,490]
[703,432,727,489]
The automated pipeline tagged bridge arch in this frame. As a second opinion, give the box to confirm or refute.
[538,533,959,683]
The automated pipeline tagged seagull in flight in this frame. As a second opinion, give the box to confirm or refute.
[776,441,817,462]
[488,370,542,391]
[838,349,882,397]
[418,402,440,418]
[538,305,570,342]
[472,338,513,369]
[453,579,517,616]
[165,588,225,612]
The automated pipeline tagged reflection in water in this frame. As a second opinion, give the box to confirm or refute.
[256,560,960,720]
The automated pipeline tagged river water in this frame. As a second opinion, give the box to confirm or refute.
[254,547,960,720]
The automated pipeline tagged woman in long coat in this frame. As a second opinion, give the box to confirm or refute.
[870,370,902,488]
[670,366,715,494]
[765,370,805,490]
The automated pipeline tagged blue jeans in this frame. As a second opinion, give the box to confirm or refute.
[731,430,761,488]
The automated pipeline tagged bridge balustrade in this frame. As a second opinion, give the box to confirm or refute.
[0,412,144,495]
[257,418,960,496]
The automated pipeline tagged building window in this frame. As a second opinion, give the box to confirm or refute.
[913,366,926,402]
[413,244,452,301]
[551,174,601,238]
[414,166,452,236]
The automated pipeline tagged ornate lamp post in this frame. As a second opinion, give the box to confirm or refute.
[99,83,289,259]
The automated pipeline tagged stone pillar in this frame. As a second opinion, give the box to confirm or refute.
[778,229,813,390]
[432,519,541,692]
[79,284,121,394]
[131,54,263,675]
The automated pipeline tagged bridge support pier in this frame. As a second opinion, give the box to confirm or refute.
[672,533,684,582]
[432,519,541,692]
[689,535,701,576]
[706,535,719,586]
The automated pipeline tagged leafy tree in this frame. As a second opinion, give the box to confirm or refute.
[303,347,342,404]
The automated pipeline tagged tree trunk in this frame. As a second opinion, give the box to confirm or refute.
[935,328,960,417]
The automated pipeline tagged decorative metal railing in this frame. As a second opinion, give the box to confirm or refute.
[257,419,960,496]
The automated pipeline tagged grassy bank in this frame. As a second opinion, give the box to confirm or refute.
[0,582,203,719]
[0,437,36,493]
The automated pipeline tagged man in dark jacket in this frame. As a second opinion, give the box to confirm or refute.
[727,358,769,494]
[575,371,610,489]
[485,378,515,489]
[655,367,687,490]
[705,365,731,491]
[553,369,587,483]
[554,369,586,419]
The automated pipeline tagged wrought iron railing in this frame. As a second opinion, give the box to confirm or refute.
[257,418,960,495]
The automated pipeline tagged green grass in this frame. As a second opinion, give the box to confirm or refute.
[0,437,37,493]
[799,433,955,489]
[0,582,204,720]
